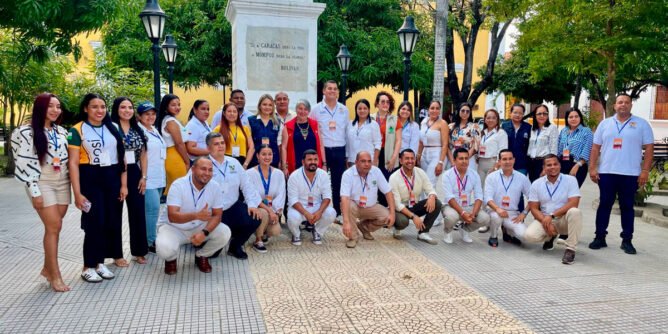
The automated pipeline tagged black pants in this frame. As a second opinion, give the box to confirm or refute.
[80,165,123,268]
[377,148,391,206]
[325,146,346,215]
[560,160,588,188]
[395,199,443,233]
[527,157,544,182]
[125,164,148,256]
[223,199,261,252]
[596,174,638,240]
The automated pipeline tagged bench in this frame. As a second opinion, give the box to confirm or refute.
[653,138,668,173]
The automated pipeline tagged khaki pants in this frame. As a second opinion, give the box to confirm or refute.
[348,204,389,241]
[256,209,282,239]
[524,208,582,250]
[442,206,492,233]
[477,157,497,188]
[156,223,231,261]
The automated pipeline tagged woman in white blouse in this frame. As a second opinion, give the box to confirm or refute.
[185,99,211,160]
[346,99,382,167]
[246,145,285,253]
[11,93,71,292]
[477,108,508,185]
[527,104,558,182]
[397,101,420,154]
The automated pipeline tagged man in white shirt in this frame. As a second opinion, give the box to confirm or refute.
[442,148,492,244]
[310,80,350,218]
[389,149,442,244]
[526,154,583,264]
[287,149,336,245]
[484,149,531,247]
[206,132,263,260]
[589,93,654,254]
[211,89,252,129]
[275,91,296,126]
[156,157,232,275]
[341,151,396,248]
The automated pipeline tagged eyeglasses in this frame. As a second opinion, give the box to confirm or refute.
[536,113,549,116]
[460,109,471,113]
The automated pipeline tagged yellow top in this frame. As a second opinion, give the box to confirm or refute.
[212,124,252,157]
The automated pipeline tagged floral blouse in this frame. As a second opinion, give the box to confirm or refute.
[449,122,480,153]
[119,125,146,164]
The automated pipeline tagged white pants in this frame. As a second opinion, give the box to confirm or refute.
[489,210,527,240]
[287,206,336,237]
[156,223,231,261]
[442,206,494,233]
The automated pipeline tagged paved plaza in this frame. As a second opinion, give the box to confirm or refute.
[0,176,667,333]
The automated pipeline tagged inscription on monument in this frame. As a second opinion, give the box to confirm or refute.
[246,27,308,91]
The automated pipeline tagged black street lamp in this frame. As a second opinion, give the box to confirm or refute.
[139,0,166,108]
[161,34,178,94]
[397,16,420,103]
[336,44,351,103]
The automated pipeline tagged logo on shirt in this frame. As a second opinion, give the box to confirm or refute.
[372,180,377,185]
[523,133,528,139]
[630,122,637,128]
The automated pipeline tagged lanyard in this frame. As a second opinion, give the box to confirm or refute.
[565,127,579,148]
[122,127,133,145]
[46,127,59,150]
[534,128,541,146]
[359,174,369,194]
[190,182,206,208]
[615,117,632,135]
[483,129,495,143]
[85,121,105,145]
[302,169,318,193]
[424,120,435,134]
[545,176,562,200]
[199,120,211,132]
[147,130,164,145]
[500,172,514,194]
[355,122,366,137]
[259,167,272,196]
[324,103,337,119]
[213,159,228,179]
[400,168,415,191]
[232,125,239,142]
[454,169,468,196]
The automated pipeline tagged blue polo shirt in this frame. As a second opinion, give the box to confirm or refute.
[593,115,654,176]
[502,120,532,171]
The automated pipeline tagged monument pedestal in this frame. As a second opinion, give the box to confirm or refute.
[225,0,325,112]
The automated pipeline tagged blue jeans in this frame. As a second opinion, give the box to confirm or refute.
[145,188,163,245]
[595,174,638,240]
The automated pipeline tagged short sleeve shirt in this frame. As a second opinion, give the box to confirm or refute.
[593,115,654,176]
[442,167,483,208]
[484,169,531,212]
[68,122,119,166]
[528,174,580,214]
[161,174,224,230]
[340,166,391,207]
[185,117,212,159]
[309,101,350,148]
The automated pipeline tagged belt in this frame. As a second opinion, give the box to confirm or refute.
[423,145,442,148]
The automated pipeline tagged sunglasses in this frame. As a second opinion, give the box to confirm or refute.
[460,109,471,113]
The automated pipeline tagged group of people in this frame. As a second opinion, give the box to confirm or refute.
[12,82,654,290]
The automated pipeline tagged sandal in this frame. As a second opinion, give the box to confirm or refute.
[133,256,148,264]
[114,258,129,267]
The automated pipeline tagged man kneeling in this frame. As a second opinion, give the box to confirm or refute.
[156,157,231,275]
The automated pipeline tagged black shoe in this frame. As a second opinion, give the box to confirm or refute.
[227,248,249,260]
[510,236,522,246]
[620,239,637,254]
[543,236,556,251]
[261,235,269,243]
[588,236,608,249]
[558,234,568,240]
[502,229,511,243]
[488,237,498,248]
[208,248,223,259]
[562,249,575,264]
[148,243,156,254]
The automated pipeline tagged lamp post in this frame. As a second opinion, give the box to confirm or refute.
[397,16,420,104]
[161,34,178,94]
[139,0,166,108]
[336,44,351,103]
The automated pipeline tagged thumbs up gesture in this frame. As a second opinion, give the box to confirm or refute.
[195,203,212,221]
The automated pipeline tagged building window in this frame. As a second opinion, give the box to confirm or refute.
[655,85,668,120]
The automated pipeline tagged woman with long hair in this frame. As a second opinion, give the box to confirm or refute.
[346,99,382,168]
[526,104,558,182]
[397,101,420,154]
[449,102,480,171]
[372,91,402,178]
[248,94,281,168]
[111,97,149,264]
[185,99,211,160]
[477,108,508,185]
[280,99,325,175]
[11,93,71,291]
[68,93,127,283]
[156,94,188,193]
[213,102,255,167]
[417,100,450,188]
[557,108,593,187]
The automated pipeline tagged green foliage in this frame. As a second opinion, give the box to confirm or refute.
[635,167,660,206]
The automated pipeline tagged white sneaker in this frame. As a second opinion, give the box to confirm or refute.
[291,235,302,246]
[81,268,103,283]
[393,228,403,239]
[443,232,453,244]
[96,264,115,279]
[460,229,473,243]
[417,233,437,245]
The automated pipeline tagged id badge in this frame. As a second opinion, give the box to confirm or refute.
[99,151,111,167]
[359,195,367,208]
[460,194,468,207]
[613,138,622,150]
[409,192,416,208]
[307,195,315,207]
[52,157,61,172]
[501,196,511,208]
[232,145,241,157]
[125,150,136,164]
[160,147,167,160]
[479,145,486,157]
[263,195,273,207]
[328,120,337,131]
[262,137,270,145]
[562,149,570,161]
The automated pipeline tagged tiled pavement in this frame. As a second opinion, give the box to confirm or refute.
[0,176,667,333]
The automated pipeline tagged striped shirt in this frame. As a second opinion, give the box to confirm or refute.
[557,125,594,163]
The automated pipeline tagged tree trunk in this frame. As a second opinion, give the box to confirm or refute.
[431,0,448,106]
[573,76,582,109]
[605,52,616,117]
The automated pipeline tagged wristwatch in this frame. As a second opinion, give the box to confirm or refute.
[550,214,556,219]
[202,229,210,237]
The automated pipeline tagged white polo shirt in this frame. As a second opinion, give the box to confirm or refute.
[246,166,286,213]
[484,169,531,212]
[340,166,391,208]
[288,167,332,208]
[309,101,350,148]
[159,174,224,230]
[593,114,654,176]
[478,128,508,159]
[346,120,382,163]
[211,109,251,130]
[185,117,211,159]
[442,167,483,208]
[209,155,261,210]
[528,174,580,215]
[138,123,166,189]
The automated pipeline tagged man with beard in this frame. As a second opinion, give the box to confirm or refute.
[211,89,251,129]
[286,149,336,245]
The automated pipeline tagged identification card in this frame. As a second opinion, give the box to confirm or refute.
[263,195,273,207]
[460,194,468,207]
[409,192,416,208]
[125,150,136,164]
[99,151,111,166]
[262,137,270,145]
[613,138,623,150]
[160,147,167,159]
[479,145,486,157]
[359,195,367,208]
[562,149,570,161]
[501,196,511,208]
[232,145,241,157]
[307,195,315,207]
[52,157,61,172]
[328,120,337,131]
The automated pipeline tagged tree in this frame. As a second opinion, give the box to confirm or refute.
[431,0,449,106]
[516,0,668,116]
